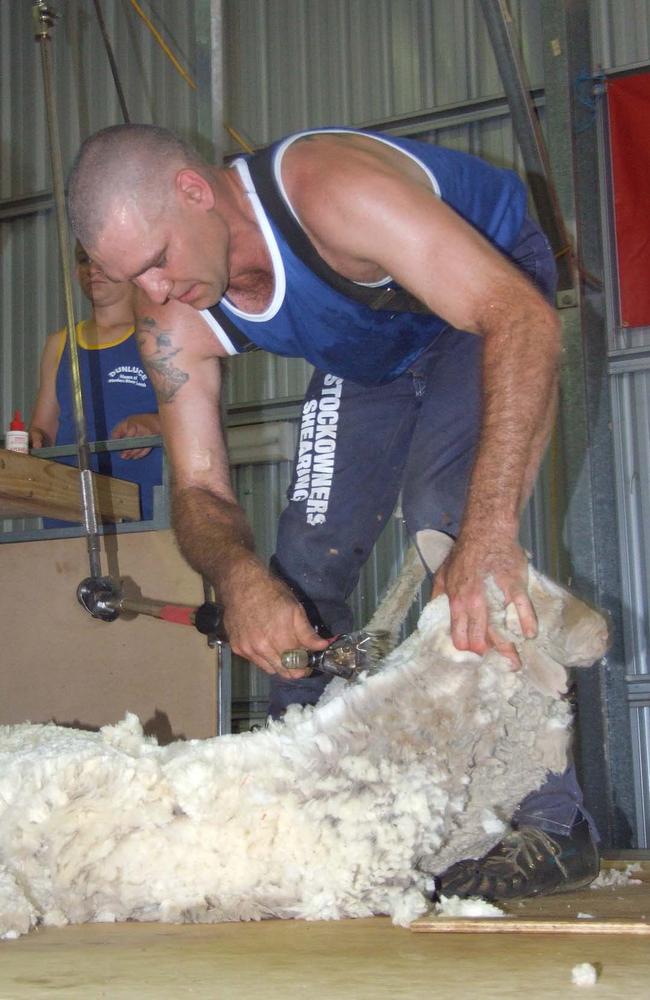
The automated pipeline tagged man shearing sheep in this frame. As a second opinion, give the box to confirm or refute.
[66,123,599,900]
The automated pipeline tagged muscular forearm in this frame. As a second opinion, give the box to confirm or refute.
[434,293,560,661]
[460,293,560,541]
[171,484,267,603]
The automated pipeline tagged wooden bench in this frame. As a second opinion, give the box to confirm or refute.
[0,449,140,522]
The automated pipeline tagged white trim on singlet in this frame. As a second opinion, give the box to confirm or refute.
[199,158,287,353]
[272,128,443,289]
[219,158,286,323]
[199,307,240,356]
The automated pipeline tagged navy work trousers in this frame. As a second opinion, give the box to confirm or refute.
[269,217,594,838]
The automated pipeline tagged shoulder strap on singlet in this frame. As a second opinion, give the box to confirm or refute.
[209,303,260,353]
[246,142,432,315]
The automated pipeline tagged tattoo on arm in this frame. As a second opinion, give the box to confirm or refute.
[137,317,189,404]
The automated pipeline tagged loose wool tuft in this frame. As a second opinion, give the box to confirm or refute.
[0,567,607,939]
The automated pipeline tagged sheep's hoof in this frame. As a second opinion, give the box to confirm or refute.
[434,817,599,902]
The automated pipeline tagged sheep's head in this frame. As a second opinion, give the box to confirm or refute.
[524,570,610,667]
[488,568,610,697]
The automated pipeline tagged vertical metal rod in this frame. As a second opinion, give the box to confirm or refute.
[33,2,102,579]
[215,642,223,735]
[209,0,225,165]
[196,0,225,163]
[478,0,574,293]
[197,0,228,732]
[203,575,231,735]
[91,0,130,123]
[216,642,232,736]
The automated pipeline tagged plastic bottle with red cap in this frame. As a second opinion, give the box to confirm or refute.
[6,410,29,454]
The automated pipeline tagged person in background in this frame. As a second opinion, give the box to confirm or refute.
[30,241,162,523]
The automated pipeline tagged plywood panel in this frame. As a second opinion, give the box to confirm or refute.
[0,530,217,740]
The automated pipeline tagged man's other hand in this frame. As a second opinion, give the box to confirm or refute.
[432,536,535,668]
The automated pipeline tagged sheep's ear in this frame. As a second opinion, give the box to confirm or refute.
[520,645,568,697]
[527,569,566,634]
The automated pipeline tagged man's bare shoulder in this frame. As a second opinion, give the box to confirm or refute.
[283,132,429,204]
[280,132,442,280]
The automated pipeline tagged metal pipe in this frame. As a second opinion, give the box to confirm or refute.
[91,0,130,123]
[33,1,102,579]
[201,571,231,735]
[216,643,232,736]
[478,0,574,294]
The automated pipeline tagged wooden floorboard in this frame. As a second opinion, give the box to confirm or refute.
[0,859,648,999]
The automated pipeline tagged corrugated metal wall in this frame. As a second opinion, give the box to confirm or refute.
[593,0,650,67]
[223,0,544,146]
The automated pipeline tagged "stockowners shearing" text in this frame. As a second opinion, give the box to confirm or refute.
[291,374,342,525]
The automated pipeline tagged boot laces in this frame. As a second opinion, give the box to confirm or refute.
[482,826,569,880]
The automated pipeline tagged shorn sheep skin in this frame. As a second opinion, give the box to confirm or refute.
[0,565,607,938]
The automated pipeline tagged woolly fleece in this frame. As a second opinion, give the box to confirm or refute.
[0,568,607,938]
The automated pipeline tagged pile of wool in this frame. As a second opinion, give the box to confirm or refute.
[0,566,607,939]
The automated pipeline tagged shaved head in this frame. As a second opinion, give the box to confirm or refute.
[67,124,210,251]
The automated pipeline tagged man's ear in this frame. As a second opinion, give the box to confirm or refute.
[175,168,215,210]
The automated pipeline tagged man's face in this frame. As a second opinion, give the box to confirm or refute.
[90,185,229,311]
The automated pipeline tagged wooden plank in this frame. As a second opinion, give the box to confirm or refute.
[0,449,140,522]
[410,858,650,934]
[410,917,650,935]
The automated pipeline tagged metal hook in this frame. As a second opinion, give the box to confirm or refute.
[32,1,58,40]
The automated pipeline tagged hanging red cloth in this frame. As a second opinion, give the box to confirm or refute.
[607,72,650,328]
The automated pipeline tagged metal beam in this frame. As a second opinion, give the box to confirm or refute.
[541,0,636,848]
[360,89,545,139]
[0,191,54,221]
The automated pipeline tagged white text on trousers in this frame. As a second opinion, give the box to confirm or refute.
[291,374,342,525]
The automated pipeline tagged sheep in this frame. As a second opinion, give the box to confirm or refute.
[0,561,608,939]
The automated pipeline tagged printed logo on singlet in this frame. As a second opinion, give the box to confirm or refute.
[107,365,149,388]
[291,374,342,525]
